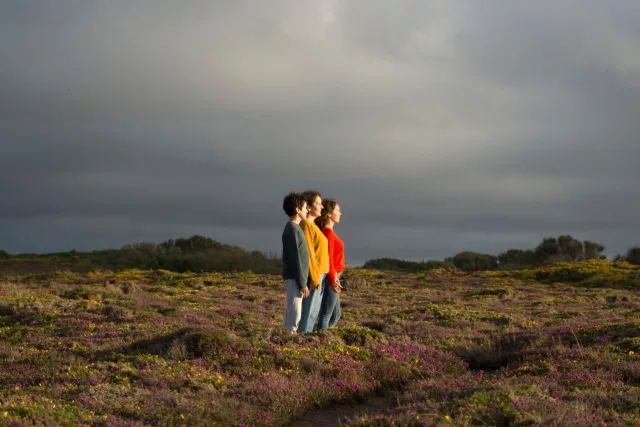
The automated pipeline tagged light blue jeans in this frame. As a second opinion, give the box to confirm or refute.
[317,272,342,329]
[298,274,326,333]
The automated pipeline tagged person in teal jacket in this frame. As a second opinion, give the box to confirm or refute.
[281,192,310,333]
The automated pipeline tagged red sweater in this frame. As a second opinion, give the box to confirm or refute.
[322,228,345,285]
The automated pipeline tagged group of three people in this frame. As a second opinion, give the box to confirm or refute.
[281,190,345,334]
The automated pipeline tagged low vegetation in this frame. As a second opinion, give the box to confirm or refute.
[1,260,639,425]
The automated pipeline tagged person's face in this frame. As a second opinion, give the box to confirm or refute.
[329,204,341,224]
[297,202,308,220]
[309,196,323,217]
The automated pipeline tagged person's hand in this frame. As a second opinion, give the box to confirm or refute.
[330,280,342,294]
[301,286,309,298]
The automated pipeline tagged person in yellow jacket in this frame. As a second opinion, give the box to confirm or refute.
[297,190,329,332]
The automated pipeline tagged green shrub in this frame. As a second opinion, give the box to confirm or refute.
[335,326,383,346]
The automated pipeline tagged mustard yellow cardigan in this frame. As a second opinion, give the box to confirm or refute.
[299,219,329,288]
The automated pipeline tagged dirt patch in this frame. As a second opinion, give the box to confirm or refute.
[288,396,395,427]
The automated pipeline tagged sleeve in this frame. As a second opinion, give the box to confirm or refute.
[301,221,320,288]
[326,231,337,285]
[294,229,309,290]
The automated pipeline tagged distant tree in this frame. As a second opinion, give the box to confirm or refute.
[171,235,223,252]
[497,249,540,269]
[110,235,281,273]
[448,251,498,272]
[160,239,175,250]
[0,250,9,258]
[583,240,605,260]
[535,237,560,260]
[557,235,584,261]
[134,242,157,250]
[626,247,640,265]
[363,258,452,272]
[534,235,605,263]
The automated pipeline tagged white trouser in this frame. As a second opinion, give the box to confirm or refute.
[283,279,304,333]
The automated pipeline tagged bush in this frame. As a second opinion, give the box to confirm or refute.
[340,269,369,291]
[497,249,541,270]
[362,258,452,272]
[626,247,640,265]
[532,259,639,287]
[335,326,383,346]
[448,251,498,272]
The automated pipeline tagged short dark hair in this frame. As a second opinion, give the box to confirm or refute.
[302,190,321,207]
[283,192,305,217]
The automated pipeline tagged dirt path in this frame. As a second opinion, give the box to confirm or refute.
[288,396,396,427]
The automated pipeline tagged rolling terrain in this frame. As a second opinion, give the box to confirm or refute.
[1,260,639,426]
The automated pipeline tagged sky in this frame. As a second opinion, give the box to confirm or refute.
[1,1,640,265]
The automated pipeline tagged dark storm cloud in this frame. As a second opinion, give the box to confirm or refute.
[1,0,639,261]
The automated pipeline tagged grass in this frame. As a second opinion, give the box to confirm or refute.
[0,261,638,425]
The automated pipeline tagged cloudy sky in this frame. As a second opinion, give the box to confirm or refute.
[1,1,639,265]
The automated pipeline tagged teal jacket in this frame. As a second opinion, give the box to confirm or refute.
[281,222,310,289]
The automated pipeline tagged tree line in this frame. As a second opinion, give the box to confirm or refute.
[0,235,281,274]
[3,234,640,274]
[363,235,640,272]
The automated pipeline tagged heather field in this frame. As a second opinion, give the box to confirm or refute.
[1,260,640,426]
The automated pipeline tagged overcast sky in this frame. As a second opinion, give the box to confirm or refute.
[1,1,639,265]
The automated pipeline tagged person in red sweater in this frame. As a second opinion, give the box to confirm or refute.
[315,199,345,329]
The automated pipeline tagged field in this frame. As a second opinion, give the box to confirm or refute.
[1,260,640,426]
